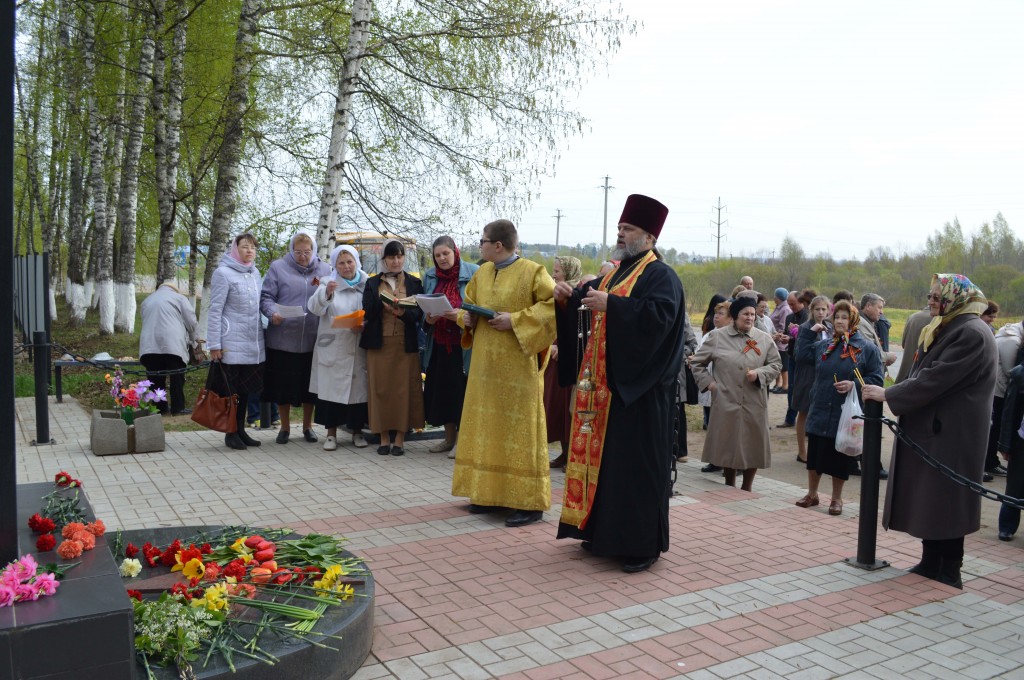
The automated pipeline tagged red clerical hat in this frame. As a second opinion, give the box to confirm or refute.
[618,194,669,238]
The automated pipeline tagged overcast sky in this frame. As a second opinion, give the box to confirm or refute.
[510,0,1024,261]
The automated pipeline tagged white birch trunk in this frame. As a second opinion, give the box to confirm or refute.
[203,0,261,310]
[114,1,157,334]
[83,2,112,331]
[315,0,372,258]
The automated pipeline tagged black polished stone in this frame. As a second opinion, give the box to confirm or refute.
[2,483,133,680]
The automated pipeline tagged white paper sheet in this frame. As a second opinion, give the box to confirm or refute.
[275,304,306,318]
[415,294,454,316]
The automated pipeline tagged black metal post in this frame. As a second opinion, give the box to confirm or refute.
[31,331,54,446]
[846,400,889,570]
[1,0,18,565]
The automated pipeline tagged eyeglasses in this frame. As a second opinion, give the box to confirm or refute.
[479,239,496,246]
[293,250,313,257]
[926,294,942,302]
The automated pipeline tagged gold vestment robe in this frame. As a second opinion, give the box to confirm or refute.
[452,259,556,510]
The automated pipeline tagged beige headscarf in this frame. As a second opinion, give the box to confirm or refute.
[555,256,583,287]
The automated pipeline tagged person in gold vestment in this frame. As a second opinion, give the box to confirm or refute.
[452,219,557,528]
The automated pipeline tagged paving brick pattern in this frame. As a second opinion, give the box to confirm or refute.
[14,396,1024,679]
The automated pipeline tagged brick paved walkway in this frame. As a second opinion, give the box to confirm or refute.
[14,397,1024,679]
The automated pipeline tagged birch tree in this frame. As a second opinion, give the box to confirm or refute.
[200,0,263,334]
[113,0,158,333]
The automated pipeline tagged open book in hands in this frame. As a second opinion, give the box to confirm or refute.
[380,290,419,308]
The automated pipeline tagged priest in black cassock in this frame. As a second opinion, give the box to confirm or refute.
[553,194,686,573]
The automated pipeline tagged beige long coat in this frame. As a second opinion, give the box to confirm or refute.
[691,325,782,469]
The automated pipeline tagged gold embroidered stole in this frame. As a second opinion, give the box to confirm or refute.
[560,251,656,529]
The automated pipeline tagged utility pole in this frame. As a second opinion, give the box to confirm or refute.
[711,197,727,262]
[598,175,613,258]
[553,209,565,253]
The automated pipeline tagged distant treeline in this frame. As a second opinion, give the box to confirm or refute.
[521,213,1024,314]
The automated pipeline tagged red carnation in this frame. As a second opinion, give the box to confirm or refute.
[160,539,182,567]
[127,589,143,602]
[203,563,221,581]
[36,533,56,552]
[169,583,192,601]
[54,471,73,487]
[125,543,139,558]
[200,543,213,555]
[27,514,55,534]
[222,559,246,581]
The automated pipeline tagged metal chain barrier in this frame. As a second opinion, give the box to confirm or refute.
[859,413,1024,511]
[50,340,208,377]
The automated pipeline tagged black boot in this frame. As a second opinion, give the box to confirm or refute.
[224,432,247,450]
[936,537,964,589]
[907,540,941,579]
[238,429,261,447]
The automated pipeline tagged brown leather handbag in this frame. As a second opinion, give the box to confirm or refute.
[190,361,238,433]
[188,340,208,366]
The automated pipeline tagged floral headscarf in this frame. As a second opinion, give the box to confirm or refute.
[555,256,583,287]
[919,273,988,353]
[821,300,861,363]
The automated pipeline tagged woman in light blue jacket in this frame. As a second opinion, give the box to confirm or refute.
[421,236,479,453]
[208,233,266,450]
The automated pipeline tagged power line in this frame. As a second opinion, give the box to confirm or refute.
[711,197,727,262]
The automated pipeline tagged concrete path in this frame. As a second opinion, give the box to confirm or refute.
[14,396,1024,679]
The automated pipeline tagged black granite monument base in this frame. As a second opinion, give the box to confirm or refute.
[0,482,134,680]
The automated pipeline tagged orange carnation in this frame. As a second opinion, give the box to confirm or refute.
[86,519,106,537]
[71,530,96,551]
[57,540,84,559]
[62,522,86,539]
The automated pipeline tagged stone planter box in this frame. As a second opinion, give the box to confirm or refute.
[90,410,165,456]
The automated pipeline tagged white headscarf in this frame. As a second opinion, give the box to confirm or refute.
[328,244,364,284]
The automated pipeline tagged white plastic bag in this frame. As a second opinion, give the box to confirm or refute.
[835,389,864,456]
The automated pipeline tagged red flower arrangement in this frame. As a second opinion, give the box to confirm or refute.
[127,589,143,602]
[36,534,56,552]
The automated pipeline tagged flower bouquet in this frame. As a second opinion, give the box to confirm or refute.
[113,526,369,679]
[105,366,166,425]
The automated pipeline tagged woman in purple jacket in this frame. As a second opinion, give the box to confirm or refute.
[260,232,331,444]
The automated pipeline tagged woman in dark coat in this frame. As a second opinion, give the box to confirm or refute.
[360,239,425,456]
[864,273,997,589]
[791,295,832,463]
[795,301,882,516]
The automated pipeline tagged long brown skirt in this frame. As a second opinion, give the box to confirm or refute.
[367,334,425,434]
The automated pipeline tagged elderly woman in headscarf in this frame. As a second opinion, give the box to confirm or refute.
[207,233,265,449]
[690,296,782,491]
[795,300,883,516]
[307,245,370,451]
[544,256,583,468]
[864,274,997,589]
[360,239,425,456]
[422,235,480,455]
[260,232,331,445]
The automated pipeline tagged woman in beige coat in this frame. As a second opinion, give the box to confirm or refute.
[691,296,782,491]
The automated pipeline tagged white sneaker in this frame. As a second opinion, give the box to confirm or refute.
[323,436,337,451]
[352,432,368,448]
[447,446,457,459]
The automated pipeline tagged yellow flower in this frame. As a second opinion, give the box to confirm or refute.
[335,583,355,600]
[231,537,253,555]
[182,557,206,580]
[191,582,228,611]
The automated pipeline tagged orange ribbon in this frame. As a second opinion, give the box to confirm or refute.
[743,338,761,355]
[840,344,861,364]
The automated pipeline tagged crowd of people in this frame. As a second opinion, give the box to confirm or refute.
[139,195,1020,580]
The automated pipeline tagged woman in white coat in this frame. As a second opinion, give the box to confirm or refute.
[308,245,370,451]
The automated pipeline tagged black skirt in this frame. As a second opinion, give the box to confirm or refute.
[806,432,851,480]
[423,343,467,426]
[209,362,263,397]
[262,348,316,405]
[315,400,369,431]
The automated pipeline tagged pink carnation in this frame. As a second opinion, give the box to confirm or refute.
[33,573,58,597]
[0,584,13,607]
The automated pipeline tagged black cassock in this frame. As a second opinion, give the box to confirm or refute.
[555,252,685,559]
